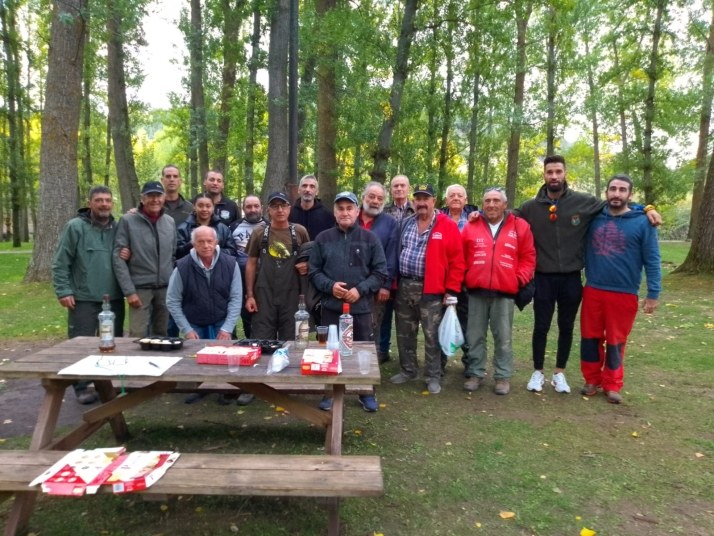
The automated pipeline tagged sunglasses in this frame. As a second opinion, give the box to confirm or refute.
[549,203,557,221]
[484,186,505,193]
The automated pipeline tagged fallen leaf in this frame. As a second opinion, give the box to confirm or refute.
[3,419,12,424]
[230,525,239,533]
[465,396,472,400]
[540,475,547,479]
[263,416,272,421]
[418,489,425,493]
[177,425,184,429]
[582,396,589,401]
[354,430,362,435]
[276,406,285,412]
[474,522,482,527]
[0,439,5,443]
[236,410,245,415]
[445,442,452,446]
[580,528,596,536]
[373,533,384,536]
[371,443,376,446]
[421,391,429,395]
[576,516,582,520]
[195,507,203,513]
[542,443,549,447]
[379,403,387,408]
[695,453,705,458]
[499,511,515,519]
[552,487,562,494]
[632,432,638,438]
[160,505,169,512]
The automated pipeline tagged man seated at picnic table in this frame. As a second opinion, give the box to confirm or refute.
[167,226,243,404]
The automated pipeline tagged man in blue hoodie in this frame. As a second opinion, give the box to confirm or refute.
[580,174,661,404]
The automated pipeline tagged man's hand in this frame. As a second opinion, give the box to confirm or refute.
[58,296,76,309]
[344,288,360,304]
[643,298,659,314]
[126,208,138,215]
[216,330,232,340]
[332,282,348,299]
[645,209,662,227]
[443,293,457,305]
[377,288,391,303]
[245,296,258,313]
[126,294,142,308]
[295,262,308,275]
[467,211,481,223]
[119,248,132,261]
[185,330,199,340]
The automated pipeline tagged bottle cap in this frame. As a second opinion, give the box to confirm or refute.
[103,294,110,300]
[342,303,350,314]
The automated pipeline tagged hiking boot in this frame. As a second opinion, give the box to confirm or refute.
[427,377,441,394]
[377,351,391,365]
[390,372,417,384]
[463,377,482,391]
[581,383,600,396]
[527,370,545,392]
[494,380,510,395]
[236,394,255,406]
[76,391,98,405]
[551,372,571,394]
[605,390,623,404]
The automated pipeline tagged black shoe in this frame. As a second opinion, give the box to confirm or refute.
[236,394,255,406]
[185,393,208,404]
[377,351,391,365]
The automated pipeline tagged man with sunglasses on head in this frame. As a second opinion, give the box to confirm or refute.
[471,155,661,394]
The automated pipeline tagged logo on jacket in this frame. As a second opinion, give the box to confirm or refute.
[508,231,517,239]
[220,210,230,220]
[571,215,580,226]
[592,221,626,258]
[432,232,442,240]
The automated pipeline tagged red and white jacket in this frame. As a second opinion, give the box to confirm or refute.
[461,213,536,295]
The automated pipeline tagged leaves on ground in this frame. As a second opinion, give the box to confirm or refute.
[580,528,596,536]
[499,511,515,519]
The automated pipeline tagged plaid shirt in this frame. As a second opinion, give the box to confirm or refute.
[385,200,415,222]
[399,212,436,278]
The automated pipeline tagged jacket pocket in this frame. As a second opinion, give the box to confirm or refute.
[348,244,365,268]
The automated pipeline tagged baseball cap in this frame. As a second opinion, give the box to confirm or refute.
[334,191,358,204]
[141,181,165,195]
[413,184,435,197]
[268,191,290,205]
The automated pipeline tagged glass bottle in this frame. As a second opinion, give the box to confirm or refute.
[98,294,116,353]
[294,294,310,349]
[339,303,353,356]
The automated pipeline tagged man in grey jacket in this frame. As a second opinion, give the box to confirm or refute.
[113,181,177,337]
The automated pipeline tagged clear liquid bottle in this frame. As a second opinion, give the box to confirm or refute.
[294,294,310,349]
[98,294,116,353]
[339,303,353,356]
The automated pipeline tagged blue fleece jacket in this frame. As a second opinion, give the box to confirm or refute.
[584,207,662,299]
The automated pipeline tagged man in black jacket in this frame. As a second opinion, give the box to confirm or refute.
[192,170,240,227]
[309,191,389,413]
[288,174,335,239]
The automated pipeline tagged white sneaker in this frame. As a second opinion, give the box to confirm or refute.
[527,371,545,392]
[551,372,571,393]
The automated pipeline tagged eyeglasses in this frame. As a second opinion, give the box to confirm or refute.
[269,204,289,211]
[96,356,128,369]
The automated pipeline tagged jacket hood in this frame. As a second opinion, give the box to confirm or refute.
[599,205,642,218]
[77,207,116,227]
[293,198,325,211]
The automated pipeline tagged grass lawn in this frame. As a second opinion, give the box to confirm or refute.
[1,242,713,535]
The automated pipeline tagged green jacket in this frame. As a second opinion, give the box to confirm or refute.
[112,204,177,295]
[515,182,605,274]
[52,208,123,302]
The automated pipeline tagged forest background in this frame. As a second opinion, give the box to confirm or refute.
[2,0,714,280]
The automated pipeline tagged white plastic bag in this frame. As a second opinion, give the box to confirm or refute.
[439,300,465,357]
[266,348,290,374]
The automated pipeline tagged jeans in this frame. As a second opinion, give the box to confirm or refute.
[189,321,226,339]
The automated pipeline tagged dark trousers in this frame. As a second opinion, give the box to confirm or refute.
[321,308,374,341]
[68,299,125,395]
[252,286,300,341]
[378,297,394,353]
[532,272,583,370]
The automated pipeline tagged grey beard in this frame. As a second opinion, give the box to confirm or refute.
[362,202,384,217]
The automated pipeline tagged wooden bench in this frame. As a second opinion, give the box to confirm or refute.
[0,450,383,536]
[113,381,375,396]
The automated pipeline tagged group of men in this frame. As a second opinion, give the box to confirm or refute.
[52,155,661,410]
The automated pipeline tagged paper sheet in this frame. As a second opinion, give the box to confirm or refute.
[58,355,182,377]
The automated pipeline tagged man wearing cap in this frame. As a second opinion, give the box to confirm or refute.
[309,191,389,412]
[288,174,336,239]
[192,169,240,227]
[113,181,177,337]
[245,192,310,340]
[390,184,465,394]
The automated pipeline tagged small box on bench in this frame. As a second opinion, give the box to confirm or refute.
[196,346,260,366]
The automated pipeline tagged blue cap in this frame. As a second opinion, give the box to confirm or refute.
[334,191,358,204]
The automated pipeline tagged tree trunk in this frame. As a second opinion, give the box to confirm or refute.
[81,14,93,193]
[297,55,315,174]
[545,6,556,156]
[438,27,453,203]
[467,71,480,204]
[316,0,338,207]
[642,0,666,205]
[24,0,86,282]
[107,0,140,212]
[612,39,629,172]
[425,1,438,181]
[214,0,245,175]
[584,37,601,198]
[505,0,532,208]
[262,0,290,201]
[104,115,111,186]
[190,0,209,181]
[244,2,261,196]
[369,0,419,183]
[0,0,22,247]
[353,143,362,194]
[675,140,714,274]
[689,3,714,240]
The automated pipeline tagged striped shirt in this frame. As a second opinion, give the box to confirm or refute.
[399,212,436,278]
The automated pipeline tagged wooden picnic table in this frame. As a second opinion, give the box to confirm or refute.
[0,336,381,536]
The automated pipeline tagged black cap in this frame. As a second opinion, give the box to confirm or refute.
[413,184,435,197]
[141,181,165,195]
[268,191,290,204]
[334,191,358,204]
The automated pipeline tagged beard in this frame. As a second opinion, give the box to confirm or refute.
[301,193,315,202]
[362,201,383,217]
[245,212,262,223]
[547,182,564,193]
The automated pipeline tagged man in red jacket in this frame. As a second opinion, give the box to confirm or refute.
[462,187,536,395]
[390,184,466,394]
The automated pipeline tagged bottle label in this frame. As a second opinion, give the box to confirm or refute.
[296,321,309,342]
[340,325,353,349]
[100,324,113,340]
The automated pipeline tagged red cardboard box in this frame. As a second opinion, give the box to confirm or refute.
[301,349,341,375]
[196,346,260,366]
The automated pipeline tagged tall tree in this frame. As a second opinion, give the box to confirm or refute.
[244,1,261,196]
[467,70,480,203]
[438,10,455,201]
[505,0,532,207]
[316,0,338,206]
[689,2,714,240]
[190,0,209,182]
[370,0,419,183]
[545,6,557,156]
[262,0,290,200]
[25,0,87,282]
[81,16,93,195]
[584,35,601,198]
[106,0,140,212]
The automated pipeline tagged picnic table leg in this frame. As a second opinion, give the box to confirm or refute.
[93,379,130,442]
[324,384,345,455]
[326,497,341,536]
[4,379,68,536]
